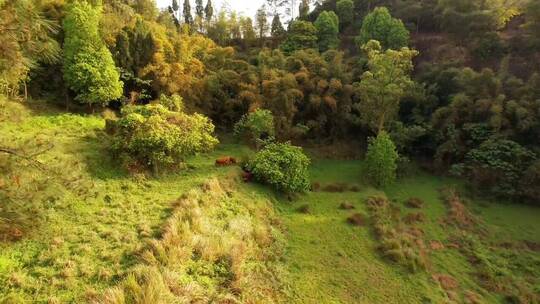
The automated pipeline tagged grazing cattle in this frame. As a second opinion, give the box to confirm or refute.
[215,156,237,166]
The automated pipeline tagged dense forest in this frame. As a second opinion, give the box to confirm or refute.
[1,0,540,303]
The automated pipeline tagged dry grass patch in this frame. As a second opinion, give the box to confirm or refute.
[366,196,429,272]
[97,178,286,304]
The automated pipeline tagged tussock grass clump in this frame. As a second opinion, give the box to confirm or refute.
[339,202,355,210]
[347,213,366,226]
[439,188,479,230]
[405,197,424,208]
[97,178,286,303]
[366,196,428,272]
[315,182,362,193]
[297,204,311,214]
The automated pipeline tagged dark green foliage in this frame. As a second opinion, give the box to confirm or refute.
[195,0,204,18]
[471,32,506,60]
[111,104,218,172]
[314,11,340,52]
[525,0,540,48]
[454,139,537,200]
[183,0,193,25]
[436,0,498,40]
[336,0,354,27]
[205,0,213,21]
[248,142,311,193]
[280,20,318,54]
[356,7,409,50]
[365,131,399,187]
[63,1,123,105]
[113,19,155,76]
[271,14,286,39]
[255,5,269,38]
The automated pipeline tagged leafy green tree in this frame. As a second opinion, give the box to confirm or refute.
[63,1,123,106]
[111,104,218,173]
[183,0,193,25]
[299,0,309,20]
[271,14,286,40]
[205,0,213,22]
[207,10,230,45]
[229,12,242,40]
[172,0,179,13]
[314,11,340,52]
[234,109,275,147]
[365,131,399,187]
[248,142,311,193]
[255,5,269,38]
[195,0,204,18]
[354,40,417,133]
[280,20,318,54]
[336,0,354,27]
[241,17,257,41]
[356,7,409,50]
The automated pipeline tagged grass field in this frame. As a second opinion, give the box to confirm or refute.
[1,99,539,303]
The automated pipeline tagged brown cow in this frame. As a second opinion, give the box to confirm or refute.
[215,156,237,166]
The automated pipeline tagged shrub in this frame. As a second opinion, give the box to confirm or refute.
[247,142,310,193]
[111,104,218,173]
[454,139,537,199]
[365,131,399,187]
[233,109,275,148]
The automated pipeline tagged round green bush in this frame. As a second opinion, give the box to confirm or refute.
[112,104,218,172]
[247,142,311,193]
[365,131,399,187]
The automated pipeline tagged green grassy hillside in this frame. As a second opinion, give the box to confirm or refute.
[1,99,539,303]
